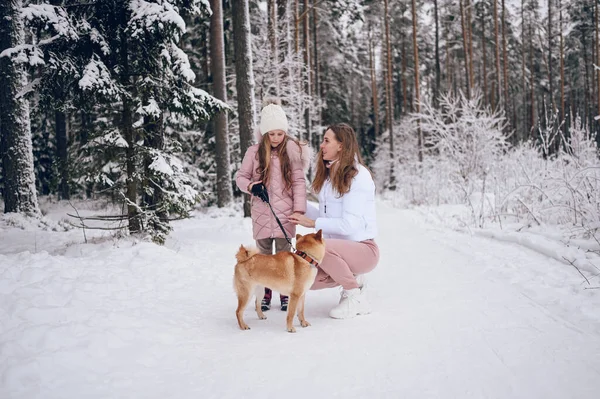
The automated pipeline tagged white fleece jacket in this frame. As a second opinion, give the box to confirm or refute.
[306,164,378,242]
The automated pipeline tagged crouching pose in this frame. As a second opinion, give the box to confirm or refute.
[290,123,379,319]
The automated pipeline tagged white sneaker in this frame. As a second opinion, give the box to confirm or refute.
[329,288,372,319]
[355,274,367,291]
[338,274,367,304]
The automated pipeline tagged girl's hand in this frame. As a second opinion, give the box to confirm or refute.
[247,180,262,192]
[289,213,316,228]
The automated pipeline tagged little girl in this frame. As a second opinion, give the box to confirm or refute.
[235,99,308,311]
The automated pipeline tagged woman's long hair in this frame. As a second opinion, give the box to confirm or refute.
[312,123,371,195]
[256,134,304,191]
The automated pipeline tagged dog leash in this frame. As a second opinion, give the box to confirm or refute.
[254,184,319,267]
[265,201,295,250]
[265,201,319,268]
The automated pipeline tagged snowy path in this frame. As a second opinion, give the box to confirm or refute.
[1,203,600,398]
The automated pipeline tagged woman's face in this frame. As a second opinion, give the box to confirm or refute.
[268,130,286,147]
[320,129,342,161]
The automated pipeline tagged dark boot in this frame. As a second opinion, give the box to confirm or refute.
[261,288,272,311]
[280,295,289,311]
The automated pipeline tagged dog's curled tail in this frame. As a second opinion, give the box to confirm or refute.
[235,245,259,263]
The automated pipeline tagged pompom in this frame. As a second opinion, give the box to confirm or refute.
[262,97,282,107]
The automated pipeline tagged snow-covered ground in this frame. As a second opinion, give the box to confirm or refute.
[1,199,600,398]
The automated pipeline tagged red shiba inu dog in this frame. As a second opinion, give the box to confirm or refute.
[233,230,325,333]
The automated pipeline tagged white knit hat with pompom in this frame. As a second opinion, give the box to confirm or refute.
[259,98,288,135]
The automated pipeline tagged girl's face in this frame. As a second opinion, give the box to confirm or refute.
[320,129,342,161]
[268,130,286,147]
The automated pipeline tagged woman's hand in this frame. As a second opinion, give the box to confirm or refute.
[289,213,316,228]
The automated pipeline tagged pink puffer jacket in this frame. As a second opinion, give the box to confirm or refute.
[236,139,308,240]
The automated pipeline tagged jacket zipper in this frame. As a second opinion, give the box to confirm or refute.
[324,179,329,214]
[270,177,274,238]
[270,155,276,238]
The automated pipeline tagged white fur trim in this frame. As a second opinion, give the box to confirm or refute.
[288,140,313,172]
[254,126,263,143]
[253,128,313,173]
[300,143,313,172]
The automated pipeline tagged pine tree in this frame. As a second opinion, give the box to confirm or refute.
[0,0,40,215]
[232,0,256,217]
[210,0,233,208]
[18,0,226,241]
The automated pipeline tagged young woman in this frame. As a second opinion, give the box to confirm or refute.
[290,123,379,319]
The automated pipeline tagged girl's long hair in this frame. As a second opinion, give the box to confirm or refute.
[256,134,304,191]
[312,123,371,195]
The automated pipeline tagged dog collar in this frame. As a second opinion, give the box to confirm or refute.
[295,250,320,268]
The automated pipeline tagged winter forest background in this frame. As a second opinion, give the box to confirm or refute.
[1,0,599,245]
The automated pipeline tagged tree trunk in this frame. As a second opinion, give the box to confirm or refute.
[122,99,139,232]
[460,0,471,99]
[581,5,591,131]
[559,0,565,129]
[202,28,209,84]
[412,0,423,163]
[384,0,395,189]
[434,0,441,107]
[402,35,409,112]
[0,0,40,215]
[445,18,453,96]
[55,110,69,200]
[502,0,510,128]
[268,0,279,96]
[494,0,502,109]
[466,0,475,91]
[312,2,320,127]
[143,114,167,225]
[529,1,536,137]
[369,29,379,138]
[548,0,554,110]
[232,0,256,217]
[303,0,312,147]
[120,13,140,233]
[294,0,300,54]
[481,1,488,105]
[210,0,233,208]
[594,1,600,119]
[521,0,527,141]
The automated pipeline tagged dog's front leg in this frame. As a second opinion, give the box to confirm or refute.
[286,294,301,333]
[297,294,311,328]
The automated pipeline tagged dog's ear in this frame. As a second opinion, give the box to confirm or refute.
[315,229,322,241]
[239,244,247,256]
[296,233,302,241]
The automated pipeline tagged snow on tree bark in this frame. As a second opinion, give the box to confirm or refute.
[0,0,40,215]
[232,0,256,217]
[209,0,233,208]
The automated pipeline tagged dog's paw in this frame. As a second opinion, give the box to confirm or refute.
[258,314,267,320]
[287,326,297,333]
[300,320,311,328]
[239,324,251,330]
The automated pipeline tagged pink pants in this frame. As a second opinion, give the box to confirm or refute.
[311,239,380,290]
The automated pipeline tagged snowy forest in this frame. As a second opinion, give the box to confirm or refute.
[1,0,599,243]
